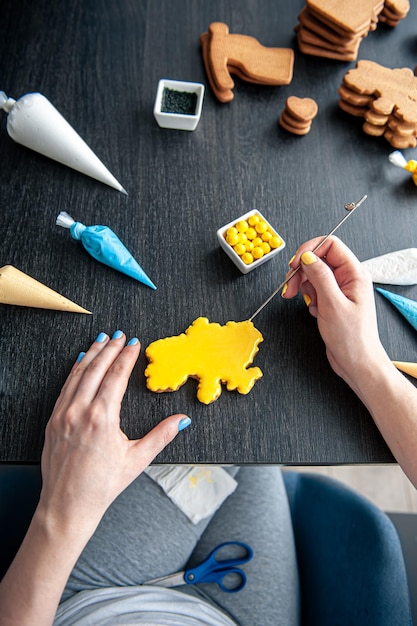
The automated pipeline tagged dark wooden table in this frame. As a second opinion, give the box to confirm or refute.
[1,0,416,464]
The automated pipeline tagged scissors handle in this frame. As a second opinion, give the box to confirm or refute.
[184,541,253,593]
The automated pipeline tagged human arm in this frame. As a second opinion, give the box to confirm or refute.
[282,236,417,488]
[0,331,190,626]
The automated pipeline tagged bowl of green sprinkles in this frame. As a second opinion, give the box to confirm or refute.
[153,79,205,131]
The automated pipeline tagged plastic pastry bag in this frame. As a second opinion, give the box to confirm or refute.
[56,212,156,289]
[361,248,417,285]
[0,91,126,193]
[377,288,417,332]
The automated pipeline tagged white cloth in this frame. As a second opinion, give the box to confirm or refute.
[144,466,237,524]
[54,585,237,626]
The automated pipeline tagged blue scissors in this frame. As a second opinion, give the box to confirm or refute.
[144,541,253,593]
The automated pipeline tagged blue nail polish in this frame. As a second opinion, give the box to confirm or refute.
[77,351,85,362]
[127,337,139,346]
[112,330,123,340]
[95,332,107,343]
[178,417,192,432]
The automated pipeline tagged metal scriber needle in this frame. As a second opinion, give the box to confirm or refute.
[248,194,367,322]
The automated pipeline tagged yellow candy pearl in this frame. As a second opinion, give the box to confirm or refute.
[252,246,264,259]
[226,232,239,246]
[252,237,263,247]
[237,232,247,244]
[262,231,272,242]
[245,240,254,252]
[233,243,246,256]
[248,214,260,226]
[246,227,257,240]
[255,221,268,234]
[261,242,271,254]
[236,220,249,232]
[242,252,254,265]
[270,236,282,249]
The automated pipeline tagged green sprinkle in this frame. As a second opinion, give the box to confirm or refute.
[161,88,197,115]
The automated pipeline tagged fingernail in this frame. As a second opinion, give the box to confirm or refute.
[301,251,317,265]
[303,294,312,307]
[281,283,288,297]
[77,351,85,362]
[288,254,296,266]
[178,417,192,432]
[127,337,139,346]
[95,332,108,343]
[112,330,123,340]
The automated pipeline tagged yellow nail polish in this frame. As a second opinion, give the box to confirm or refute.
[281,283,288,296]
[301,251,317,265]
[288,254,296,266]
[303,294,312,307]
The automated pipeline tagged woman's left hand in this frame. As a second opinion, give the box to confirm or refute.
[39,331,190,540]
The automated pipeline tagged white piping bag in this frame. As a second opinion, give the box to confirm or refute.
[0,91,126,193]
[362,248,417,285]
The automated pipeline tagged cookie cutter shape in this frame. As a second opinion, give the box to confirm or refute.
[153,79,205,131]
[217,210,286,274]
[145,317,263,404]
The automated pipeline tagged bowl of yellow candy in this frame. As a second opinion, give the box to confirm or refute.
[217,210,286,274]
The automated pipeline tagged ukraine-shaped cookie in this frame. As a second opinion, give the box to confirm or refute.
[145,317,263,404]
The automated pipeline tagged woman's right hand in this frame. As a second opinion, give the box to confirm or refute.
[282,236,390,386]
[283,235,417,488]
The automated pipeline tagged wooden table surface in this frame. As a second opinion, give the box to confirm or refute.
[1,0,416,464]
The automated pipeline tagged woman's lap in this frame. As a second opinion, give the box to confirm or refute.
[61,466,300,625]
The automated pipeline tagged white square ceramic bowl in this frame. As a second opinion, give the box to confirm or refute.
[153,79,205,131]
[217,210,286,274]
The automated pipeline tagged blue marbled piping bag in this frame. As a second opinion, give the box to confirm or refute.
[377,288,417,332]
[56,212,156,290]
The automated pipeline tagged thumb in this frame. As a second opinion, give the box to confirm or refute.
[132,414,191,468]
[300,250,345,311]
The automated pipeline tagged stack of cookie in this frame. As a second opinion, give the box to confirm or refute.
[338,60,417,149]
[379,0,410,26]
[294,0,407,62]
[200,22,294,103]
[279,96,318,136]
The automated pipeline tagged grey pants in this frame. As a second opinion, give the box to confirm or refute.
[61,466,300,626]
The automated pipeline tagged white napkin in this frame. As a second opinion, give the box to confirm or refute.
[145,466,237,524]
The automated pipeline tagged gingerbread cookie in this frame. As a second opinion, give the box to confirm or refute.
[145,317,263,404]
[295,0,408,61]
[339,60,417,148]
[279,96,318,135]
[380,0,410,25]
[200,22,294,102]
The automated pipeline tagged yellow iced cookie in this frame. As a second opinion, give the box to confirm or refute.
[145,317,263,404]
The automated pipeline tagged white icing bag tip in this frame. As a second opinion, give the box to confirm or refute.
[388,150,407,168]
